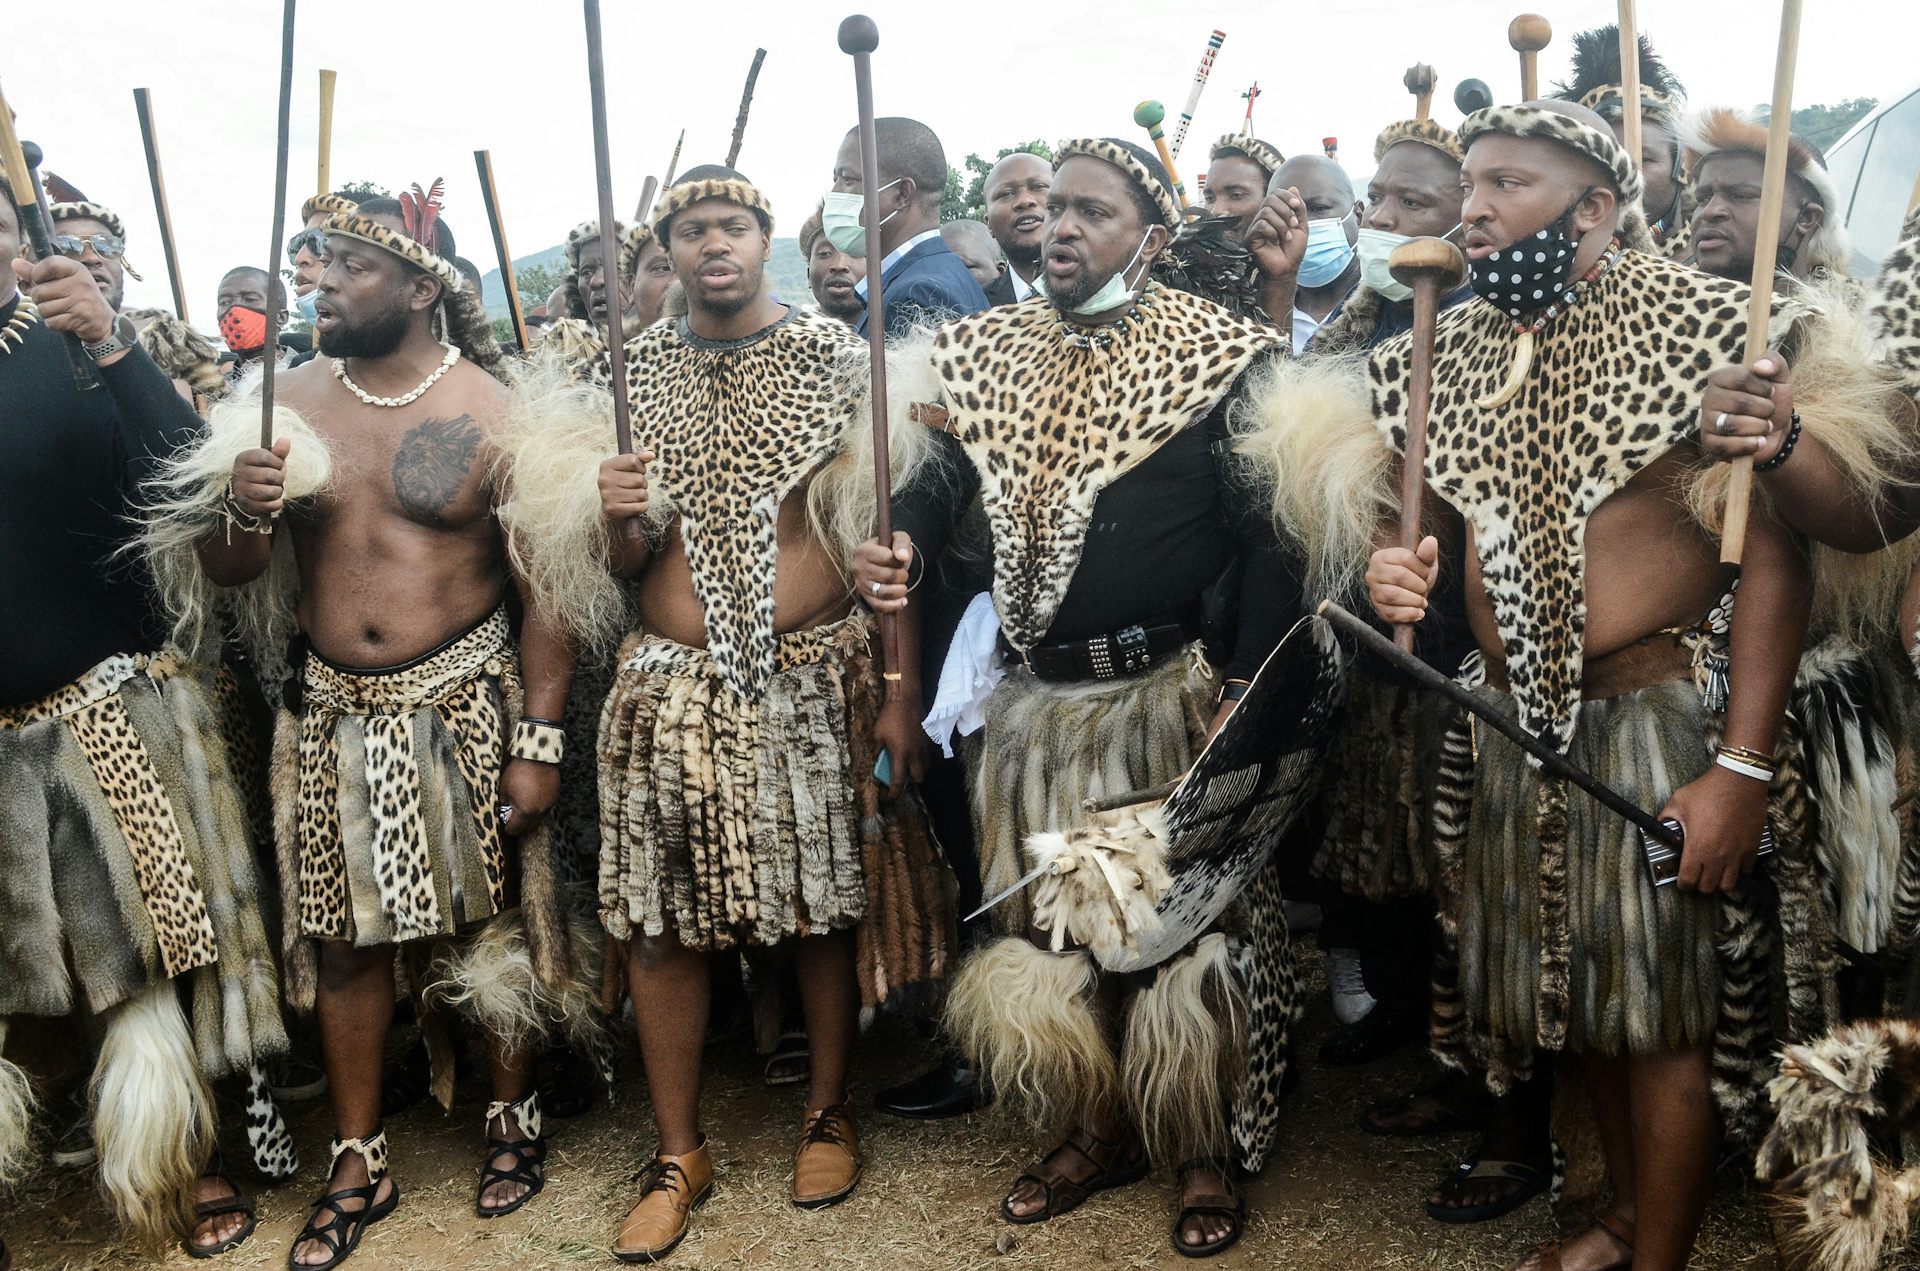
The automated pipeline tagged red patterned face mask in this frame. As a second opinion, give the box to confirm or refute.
[218,305,268,353]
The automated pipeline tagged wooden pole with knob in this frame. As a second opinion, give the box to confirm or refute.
[1509,14,1552,101]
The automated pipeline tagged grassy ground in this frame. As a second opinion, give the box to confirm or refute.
[5,952,1795,1270]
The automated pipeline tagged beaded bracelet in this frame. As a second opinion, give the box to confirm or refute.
[1753,412,1802,473]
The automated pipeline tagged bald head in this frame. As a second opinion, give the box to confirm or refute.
[940,219,1004,289]
[1271,155,1355,207]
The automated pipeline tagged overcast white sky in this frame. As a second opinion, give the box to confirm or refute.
[8,0,1916,320]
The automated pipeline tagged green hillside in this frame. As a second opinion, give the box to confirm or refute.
[480,238,812,316]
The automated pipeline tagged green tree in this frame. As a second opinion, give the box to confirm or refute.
[330,180,391,202]
[515,261,571,316]
[956,140,1054,221]
[941,166,967,223]
[1756,98,1878,152]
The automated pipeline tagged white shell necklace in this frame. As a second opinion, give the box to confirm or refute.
[333,340,460,407]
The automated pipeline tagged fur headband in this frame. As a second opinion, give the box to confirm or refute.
[48,200,125,238]
[1678,106,1838,210]
[1373,118,1464,164]
[563,218,625,271]
[321,209,465,293]
[1460,104,1644,207]
[649,176,774,240]
[1055,138,1181,231]
[1208,134,1286,180]
[619,223,657,278]
[300,193,360,224]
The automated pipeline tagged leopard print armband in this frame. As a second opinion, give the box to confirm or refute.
[509,718,566,765]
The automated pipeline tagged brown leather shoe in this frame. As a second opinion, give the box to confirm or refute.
[613,1138,713,1263]
[792,1105,863,1209]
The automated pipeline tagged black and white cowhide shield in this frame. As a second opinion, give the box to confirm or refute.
[1099,614,1346,972]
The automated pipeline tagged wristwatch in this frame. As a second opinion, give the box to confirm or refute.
[82,333,126,362]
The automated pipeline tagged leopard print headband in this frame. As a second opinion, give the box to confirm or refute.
[1460,104,1643,207]
[300,193,360,224]
[48,201,125,239]
[1208,134,1286,179]
[1056,138,1182,231]
[321,210,465,292]
[563,219,657,279]
[1373,118,1464,164]
[649,177,774,240]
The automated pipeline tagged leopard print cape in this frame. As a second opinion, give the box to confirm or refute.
[1869,213,1920,401]
[622,306,866,698]
[286,609,517,945]
[1369,249,1787,756]
[929,284,1279,650]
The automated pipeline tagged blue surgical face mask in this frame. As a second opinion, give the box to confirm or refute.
[1297,210,1357,288]
[295,288,321,325]
[821,180,901,257]
[1034,229,1153,315]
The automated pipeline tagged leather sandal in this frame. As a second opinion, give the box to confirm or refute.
[476,1091,546,1218]
[287,1131,398,1271]
[1000,1129,1150,1225]
[614,1137,713,1264]
[185,1159,258,1259]
[1517,1205,1635,1271]
[792,1105,861,1208]
[1171,1158,1245,1259]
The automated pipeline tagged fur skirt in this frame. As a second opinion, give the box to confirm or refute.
[968,646,1216,935]
[1312,669,1456,900]
[0,652,285,1078]
[598,612,952,1009]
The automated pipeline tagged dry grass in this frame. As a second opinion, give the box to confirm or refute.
[4,952,1799,1270]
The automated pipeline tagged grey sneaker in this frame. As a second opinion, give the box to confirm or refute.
[1327,947,1377,1027]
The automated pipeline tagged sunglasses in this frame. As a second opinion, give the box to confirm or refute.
[286,228,328,263]
[52,232,126,260]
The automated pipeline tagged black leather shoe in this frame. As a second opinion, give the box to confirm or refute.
[1319,1002,1424,1067]
[875,1058,980,1119]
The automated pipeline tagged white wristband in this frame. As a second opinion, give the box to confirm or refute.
[1715,752,1773,782]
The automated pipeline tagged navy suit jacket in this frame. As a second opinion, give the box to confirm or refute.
[856,235,990,338]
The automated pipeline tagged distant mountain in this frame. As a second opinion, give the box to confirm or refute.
[480,237,813,315]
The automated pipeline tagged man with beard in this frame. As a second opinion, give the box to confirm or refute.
[1260,154,1361,351]
[799,201,866,325]
[982,150,1049,305]
[160,187,588,1268]
[851,138,1307,1258]
[828,116,987,336]
[1201,133,1284,234]
[1259,99,1892,1270]
[1555,24,1691,258]
[497,165,951,1262]
[0,174,289,1260]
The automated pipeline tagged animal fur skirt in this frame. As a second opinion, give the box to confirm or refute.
[597,611,953,1015]
[0,650,286,1076]
[1311,669,1457,901]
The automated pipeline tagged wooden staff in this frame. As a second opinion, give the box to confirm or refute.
[633,174,659,224]
[1617,2,1642,169]
[1406,64,1437,122]
[473,149,528,353]
[260,0,297,449]
[1721,0,1804,566]
[583,0,642,543]
[131,88,190,322]
[1319,600,1681,846]
[662,129,685,187]
[1387,237,1468,652]
[725,48,767,169]
[1170,28,1225,161]
[316,69,336,196]
[1509,14,1552,101]
[838,13,902,693]
[0,117,93,382]
[1132,101,1188,209]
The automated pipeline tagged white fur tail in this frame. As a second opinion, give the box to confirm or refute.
[943,937,1116,1130]
[92,983,213,1249]
[1122,933,1247,1164]
[0,1019,37,1187]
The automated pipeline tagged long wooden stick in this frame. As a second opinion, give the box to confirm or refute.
[1721,0,1804,566]
[725,48,767,170]
[1317,601,1681,846]
[260,0,297,449]
[839,14,902,695]
[0,111,93,382]
[1616,2,1642,170]
[1389,238,1466,652]
[583,0,643,545]
[132,88,190,323]
[1509,14,1551,101]
[662,129,685,188]
[316,69,336,197]
[473,150,528,353]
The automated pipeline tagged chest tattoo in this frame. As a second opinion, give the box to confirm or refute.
[392,414,481,521]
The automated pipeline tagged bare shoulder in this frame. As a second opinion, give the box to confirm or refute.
[276,354,333,413]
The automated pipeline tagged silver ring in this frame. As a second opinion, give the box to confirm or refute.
[870,581,883,596]
[496,803,514,824]
[1714,411,1731,435]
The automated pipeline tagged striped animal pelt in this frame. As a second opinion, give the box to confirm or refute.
[1312,670,1455,901]
[1758,1018,1920,1271]
[968,648,1214,935]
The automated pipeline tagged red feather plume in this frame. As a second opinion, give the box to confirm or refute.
[399,178,445,249]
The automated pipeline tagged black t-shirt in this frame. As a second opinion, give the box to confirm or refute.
[0,294,205,706]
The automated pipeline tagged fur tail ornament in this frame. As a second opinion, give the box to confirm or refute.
[91,983,214,1250]
[1026,805,1174,959]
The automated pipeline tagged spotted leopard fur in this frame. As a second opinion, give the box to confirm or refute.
[1869,220,1920,401]
[242,1063,299,1180]
[929,283,1278,649]
[620,307,866,697]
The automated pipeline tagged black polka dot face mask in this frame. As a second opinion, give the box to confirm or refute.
[1468,186,1593,319]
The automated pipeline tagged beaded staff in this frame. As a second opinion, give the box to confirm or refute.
[1169,29,1225,162]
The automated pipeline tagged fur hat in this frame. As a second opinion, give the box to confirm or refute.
[1679,106,1849,275]
[1553,24,1686,128]
[1460,104,1644,207]
[649,165,774,240]
[1055,138,1181,231]
[1208,134,1286,182]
